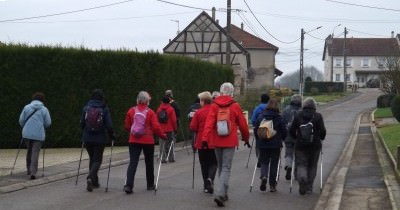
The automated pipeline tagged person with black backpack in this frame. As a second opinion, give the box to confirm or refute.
[123,91,167,194]
[157,96,177,163]
[281,94,302,180]
[80,89,116,192]
[254,99,287,193]
[289,97,326,195]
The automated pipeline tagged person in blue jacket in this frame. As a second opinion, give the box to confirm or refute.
[251,93,269,167]
[254,99,287,192]
[19,92,51,180]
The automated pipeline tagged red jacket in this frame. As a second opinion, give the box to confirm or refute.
[201,95,250,148]
[156,103,177,133]
[190,104,214,149]
[124,104,167,144]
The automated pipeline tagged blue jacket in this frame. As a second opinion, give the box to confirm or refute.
[254,109,287,149]
[19,100,52,141]
[80,99,114,144]
[251,103,267,126]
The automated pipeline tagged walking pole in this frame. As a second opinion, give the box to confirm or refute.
[290,154,295,193]
[192,133,196,189]
[246,136,255,168]
[10,138,24,176]
[320,147,323,192]
[75,142,84,185]
[166,140,175,162]
[249,159,258,192]
[276,149,282,182]
[155,146,165,194]
[42,142,45,177]
[105,140,114,192]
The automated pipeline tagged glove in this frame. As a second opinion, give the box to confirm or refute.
[201,141,209,150]
[244,141,251,148]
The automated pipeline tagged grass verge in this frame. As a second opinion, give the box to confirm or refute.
[311,92,349,103]
[374,107,393,118]
[378,124,400,158]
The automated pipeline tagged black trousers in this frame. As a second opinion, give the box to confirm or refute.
[259,148,281,186]
[125,143,155,188]
[198,149,217,188]
[85,142,105,185]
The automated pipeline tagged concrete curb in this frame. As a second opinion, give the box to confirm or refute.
[371,110,400,210]
[313,113,361,210]
[0,143,192,194]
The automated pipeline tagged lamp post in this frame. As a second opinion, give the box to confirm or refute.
[170,19,180,35]
[329,24,341,82]
[300,26,322,97]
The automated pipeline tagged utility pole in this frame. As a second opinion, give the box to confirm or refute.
[300,28,304,97]
[226,0,231,66]
[343,27,347,92]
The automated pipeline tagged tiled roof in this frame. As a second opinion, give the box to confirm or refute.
[324,37,400,59]
[228,24,279,52]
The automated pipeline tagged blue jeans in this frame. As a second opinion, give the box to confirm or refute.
[214,147,235,197]
[125,143,155,188]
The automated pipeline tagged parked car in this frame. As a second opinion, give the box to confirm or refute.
[366,79,380,88]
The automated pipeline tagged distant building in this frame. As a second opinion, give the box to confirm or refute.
[322,34,400,87]
[163,11,281,95]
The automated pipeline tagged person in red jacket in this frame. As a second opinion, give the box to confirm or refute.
[123,91,167,194]
[201,82,250,207]
[157,96,177,163]
[190,91,217,194]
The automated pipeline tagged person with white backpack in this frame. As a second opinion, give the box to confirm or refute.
[254,99,287,192]
[123,91,167,194]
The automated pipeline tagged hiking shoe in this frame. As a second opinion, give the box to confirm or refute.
[147,185,155,191]
[285,167,292,180]
[260,177,267,191]
[299,183,306,195]
[93,183,100,189]
[222,194,229,201]
[270,185,277,192]
[169,160,175,163]
[257,162,261,168]
[86,178,93,192]
[214,196,225,207]
[30,175,36,180]
[124,185,133,194]
[161,160,167,164]
[206,178,214,194]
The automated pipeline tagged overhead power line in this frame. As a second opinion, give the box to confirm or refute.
[155,0,211,11]
[243,0,300,44]
[235,12,260,37]
[347,29,389,38]
[0,0,136,23]
[326,0,400,12]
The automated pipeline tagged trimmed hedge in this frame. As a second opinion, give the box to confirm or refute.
[304,81,344,94]
[391,95,400,122]
[0,44,233,148]
[377,94,396,108]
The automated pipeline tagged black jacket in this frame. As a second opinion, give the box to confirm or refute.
[255,109,287,149]
[289,108,326,149]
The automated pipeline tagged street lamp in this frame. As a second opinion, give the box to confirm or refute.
[170,19,180,35]
[299,26,323,97]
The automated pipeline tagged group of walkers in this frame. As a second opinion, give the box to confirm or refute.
[17,81,326,207]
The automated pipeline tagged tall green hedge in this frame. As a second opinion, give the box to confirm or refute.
[304,81,344,93]
[0,44,233,148]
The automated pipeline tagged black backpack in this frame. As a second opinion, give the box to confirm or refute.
[297,115,314,145]
[158,108,168,123]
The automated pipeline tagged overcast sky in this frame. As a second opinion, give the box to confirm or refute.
[0,0,399,74]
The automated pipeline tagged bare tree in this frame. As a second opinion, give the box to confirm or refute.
[380,56,400,94]
[276,65,323,90]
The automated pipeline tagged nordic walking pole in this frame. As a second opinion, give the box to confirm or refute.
[192,133,197,189]
[276,148,282,182]
[105,140,114,192]
[249,159,258,192]
[75,142,84,185]
[320,147,323,192]
[42,142,45,177]
[246,136,255,168]
[166,140,175,162]
[290,154,295,193]
[10,138,24,176]
[155,144,165,194]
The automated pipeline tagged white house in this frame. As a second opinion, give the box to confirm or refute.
[322,34,400,87]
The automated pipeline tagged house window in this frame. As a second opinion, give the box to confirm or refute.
[345,58,352,67]
[346,74,351,81]
[335,58,342,67]
[362,58,369,68]
[378,58,385,68]
[335,74,340,81]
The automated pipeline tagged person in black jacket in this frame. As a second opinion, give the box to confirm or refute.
[254,99,287,192]
[289,97,326,195]
[80,89,116,192]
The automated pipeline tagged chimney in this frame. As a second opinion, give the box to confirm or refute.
[212,7,216,20]
[169,39,171,43]
[216,19,219,24]
[392,31,394,38]
[241,22,244,30]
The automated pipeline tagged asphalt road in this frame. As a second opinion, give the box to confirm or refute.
[0,89,382,210]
